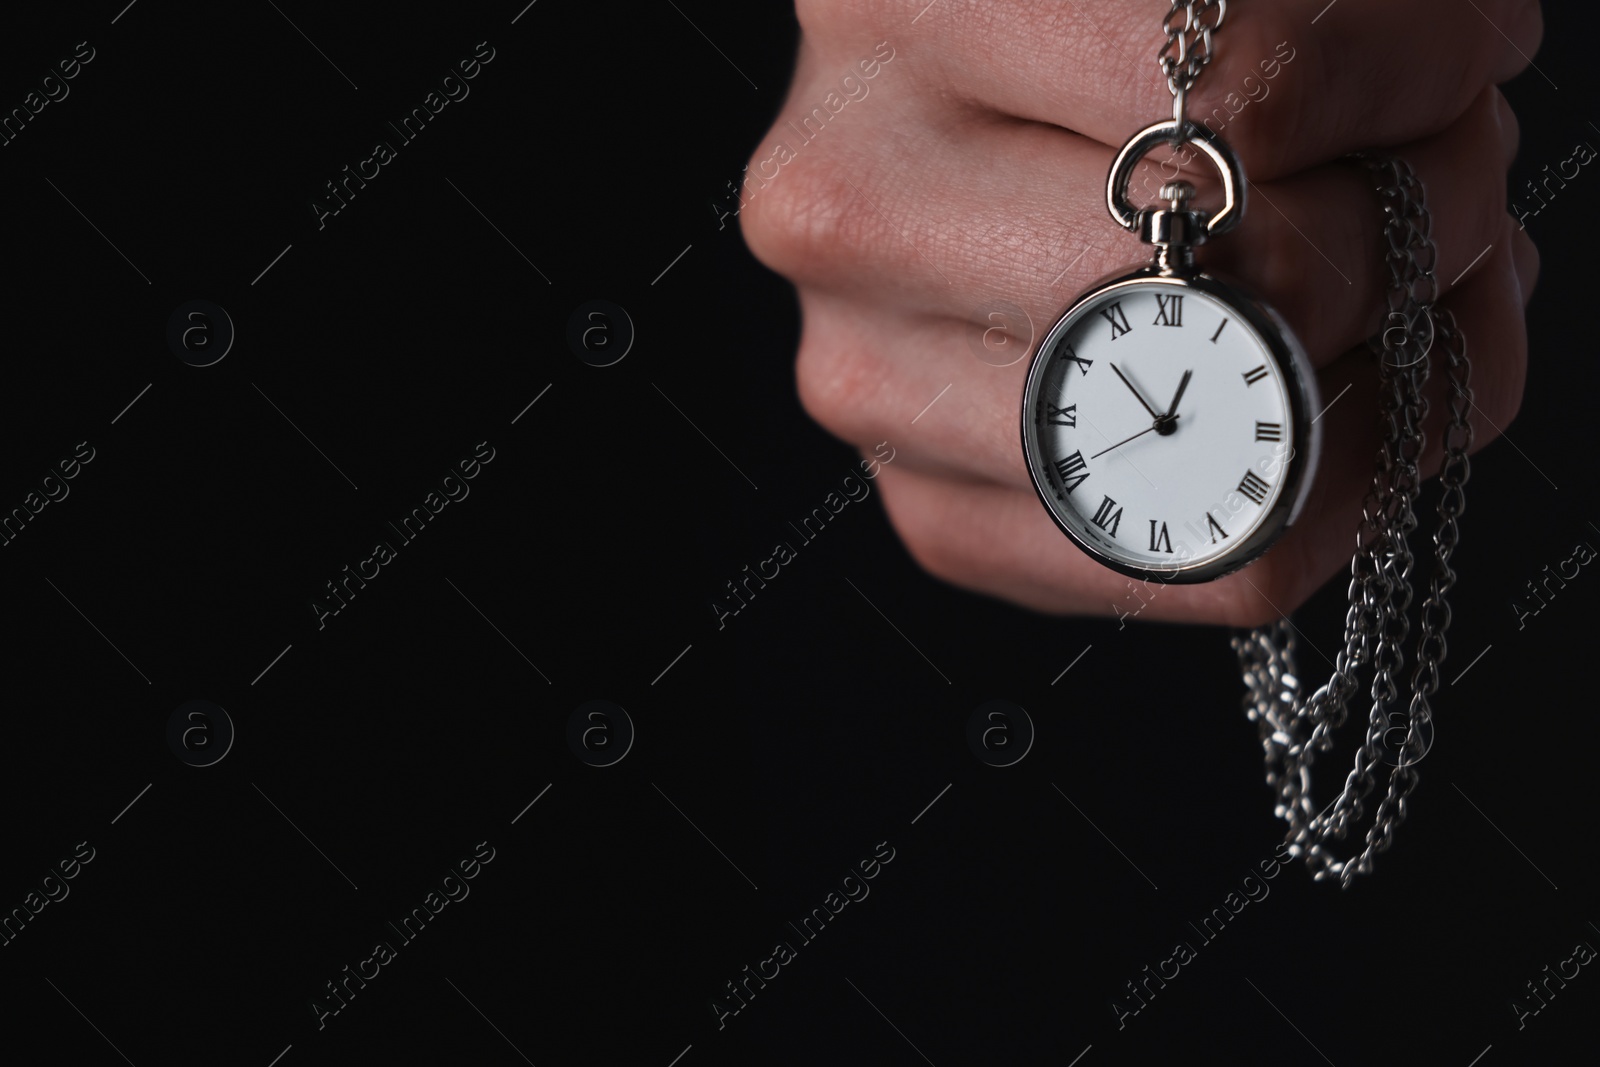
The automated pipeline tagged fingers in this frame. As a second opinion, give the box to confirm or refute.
[748,83,1515,365]
[1209,227,1535,623]
[1313,220,1533,490]
[1206,86,1519,371]
[764,89,1521,493]
[791,292,1027,488]
[763,0,1540,626]
[1511,219,1540,302]
[872,460,1148,616]
[867,449,1355,626]
[863,0,1542,179]
[1486,0,1548,84]
[865,223,1535,626]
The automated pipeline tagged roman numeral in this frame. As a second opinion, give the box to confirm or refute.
[1243,364,1269,386]
[1053,450,1090,493]
[1047,402,1077,427]
[1211,319,1229,343]
[1254,421,1282,442]
[1149,520,1173,554]
[1100,302,1132,340]
[1206,512,1228,543]
[1090,495,1124,537]
[1153,294,1183,327]
[1060,343,1093,375]
[1237,469,1271,505]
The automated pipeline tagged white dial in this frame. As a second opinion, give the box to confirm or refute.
[1024,278,1311,579]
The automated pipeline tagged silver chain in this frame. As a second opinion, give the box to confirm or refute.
[1159,0,1226,132]
[1232,156,1475,888]
[1147,3,1474,887]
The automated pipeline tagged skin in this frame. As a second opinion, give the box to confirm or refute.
[740,0,1543,627]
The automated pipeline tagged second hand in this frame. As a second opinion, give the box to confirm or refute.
[1089,417,1177,460]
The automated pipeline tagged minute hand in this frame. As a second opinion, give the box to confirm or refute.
[1110,363,1164,420]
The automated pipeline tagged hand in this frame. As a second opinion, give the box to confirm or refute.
[1089,419,1175,461]
[1164,370,1193,420]
[741,0,1540,626]
[1110,363,1164,421]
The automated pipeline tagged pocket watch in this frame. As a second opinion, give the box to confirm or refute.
[1020,120,1321,583]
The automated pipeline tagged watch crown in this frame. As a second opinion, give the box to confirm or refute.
[1143,181,1204,270]
[1160,181,1196,210]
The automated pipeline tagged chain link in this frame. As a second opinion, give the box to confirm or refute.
[1144,6,1473,886]
[1232,156,1474,888]
[1159,0,1226,134]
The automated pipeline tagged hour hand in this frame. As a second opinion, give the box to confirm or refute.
[1109,363,1163,421]
[1165,369,1193,418]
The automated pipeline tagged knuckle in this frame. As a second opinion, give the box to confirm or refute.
[1496,356,1527,431]
[1494,86,1521,166]
[791,0,831,35]
[793,314,881,442]
[875,472,968,586]
[1477,174,1511,248]
[1515,224,1541,295]
[1254,191,1338,346]
[898,514,965,587]
[1447,274,1526,457]
[1514,0,1545,66]
[793,0,878,39]
[1481,327,1528,436]
[739,147,875,286]
[1187,15,1304,177]
[1483,229,1531,432]
[1469,94,1513,235]
[1463,360,1522,453]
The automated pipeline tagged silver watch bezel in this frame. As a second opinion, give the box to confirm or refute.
[1020,264,1322,585]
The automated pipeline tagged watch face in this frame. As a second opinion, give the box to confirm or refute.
[1021,272,1318,583]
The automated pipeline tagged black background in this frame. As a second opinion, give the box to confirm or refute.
[0,2,1592,1065]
